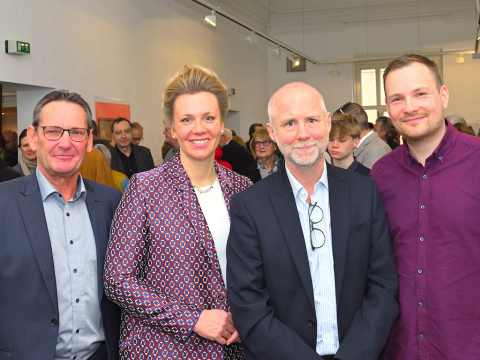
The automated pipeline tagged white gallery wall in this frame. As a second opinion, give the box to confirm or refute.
[0,0,270,165]
[267,2,480,124]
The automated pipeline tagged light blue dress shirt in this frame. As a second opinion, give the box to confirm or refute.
[37,168,105,360]
[285,162,340,355]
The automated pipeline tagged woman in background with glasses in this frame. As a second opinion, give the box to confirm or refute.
[242,128,283,183]
[104,64,251,359]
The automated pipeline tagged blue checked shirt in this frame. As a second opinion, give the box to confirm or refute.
[285,163,340,355]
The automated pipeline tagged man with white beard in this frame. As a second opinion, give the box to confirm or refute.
[227,82,399,360]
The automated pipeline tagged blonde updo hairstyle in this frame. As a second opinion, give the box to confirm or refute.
[162,64,230,129]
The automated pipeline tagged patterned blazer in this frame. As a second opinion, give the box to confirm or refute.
[104,154,252,359]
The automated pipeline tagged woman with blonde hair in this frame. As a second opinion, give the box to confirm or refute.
[242,128,282,183]
[104,65,251,359]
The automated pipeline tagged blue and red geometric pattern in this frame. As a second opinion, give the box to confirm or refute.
[104,153,252,359]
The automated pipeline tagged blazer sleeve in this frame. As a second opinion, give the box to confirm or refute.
[335,180,399,360]
[227,194,323,360]
[103,174,202,341]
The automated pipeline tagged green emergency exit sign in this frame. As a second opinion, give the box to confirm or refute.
[5,40,30,55]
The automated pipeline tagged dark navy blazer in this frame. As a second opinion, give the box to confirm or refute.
[0,172,122,360]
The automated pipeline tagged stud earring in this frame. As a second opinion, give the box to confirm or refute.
[172,135,176,139]
[221,130,224,134]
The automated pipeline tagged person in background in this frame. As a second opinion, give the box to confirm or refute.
[13,129,37,175]
[219,128,253,174]
[109,118,155,178]
[445,114,466,126]
[104,64,251,359]
[231,130,247,148]
[453,122,476,136]
[131,122,144,145]
[242,128,283,183]
[245,123,264,154]
[0,135,5,159]
[374,116,400,150]
[0,158,23,182]
[371,53,480,360]
[162,125,179,163]
[2,129,19,167]
[334,103,390,168]
[328,114,370,176]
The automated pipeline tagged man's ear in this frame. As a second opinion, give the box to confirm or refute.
[266,123,276,142]
[27,125,37,152]
[353,137,360,148]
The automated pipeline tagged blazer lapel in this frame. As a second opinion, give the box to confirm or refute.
[270,168,315,310]
[18,173,58,312]
[84,181,108,303]
[326,164,350,304]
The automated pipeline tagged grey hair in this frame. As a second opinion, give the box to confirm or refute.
[32,90,93,129]
[268,82,327,124]
[446,114,466,126]
[223,128,233,140]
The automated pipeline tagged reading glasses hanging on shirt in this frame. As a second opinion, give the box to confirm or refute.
[309,202,326,250]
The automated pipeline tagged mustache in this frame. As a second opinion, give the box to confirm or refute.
[292,141,320,149]
[400,113,428,122]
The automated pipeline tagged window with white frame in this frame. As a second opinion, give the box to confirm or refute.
[353,56,442,123]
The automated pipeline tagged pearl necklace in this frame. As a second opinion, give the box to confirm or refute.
[193,173,217,194]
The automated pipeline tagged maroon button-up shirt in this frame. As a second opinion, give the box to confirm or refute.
[371,121,480,360]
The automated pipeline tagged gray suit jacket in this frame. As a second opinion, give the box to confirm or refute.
[110,144,155,176]
[0,172,122,360]
[354,132,391,169]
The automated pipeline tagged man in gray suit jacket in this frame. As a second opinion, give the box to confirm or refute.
[0,90,121,359]
[334,103,390,169]
[109,117,155,178]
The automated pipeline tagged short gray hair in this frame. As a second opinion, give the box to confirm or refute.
[446,114,466,126]
[268,82,327,124]
[32,90,93,129]
[223,128,233,140]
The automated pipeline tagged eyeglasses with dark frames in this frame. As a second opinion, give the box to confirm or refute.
[254,140,271,148]
[308,202,325,250]
[38,126,90,142]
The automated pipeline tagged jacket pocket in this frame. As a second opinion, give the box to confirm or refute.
[349,220,369,234]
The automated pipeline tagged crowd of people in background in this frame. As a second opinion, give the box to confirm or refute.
[1,54,480,360]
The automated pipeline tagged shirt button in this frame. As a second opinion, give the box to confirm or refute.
[325,334,330,339]
[308,319,316,326]
[76,299,79,303]
[420,205,425,210]
[438,156,443,160]
[66,213,70,217]
[325,301,329,306]
[418,269,423,274]
[51,318,58,326]
[422,175,427,179]
[76,329,79,334]
[73,269,77,273]
[420,334,425,339]
[420,237,424,242]
[216,292,226,301]
[419,302,423,306]
[70,240,73,245]
[73,356,76,360]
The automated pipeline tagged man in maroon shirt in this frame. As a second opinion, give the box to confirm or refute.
[371,54,480,360]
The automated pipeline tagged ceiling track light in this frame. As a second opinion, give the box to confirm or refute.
[330,63,340,76]
[245,31,258,44]
[290,55,301,67]
[271,46,281,56]
[204,10,216,27]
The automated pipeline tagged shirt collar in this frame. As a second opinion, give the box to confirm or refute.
[347,157,359,172]
[402,119,456,167]
[36,167,86,202]
[357,130,374,148]
[285,160,329,200]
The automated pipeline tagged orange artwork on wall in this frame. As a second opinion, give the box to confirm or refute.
[95,101,130,138]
